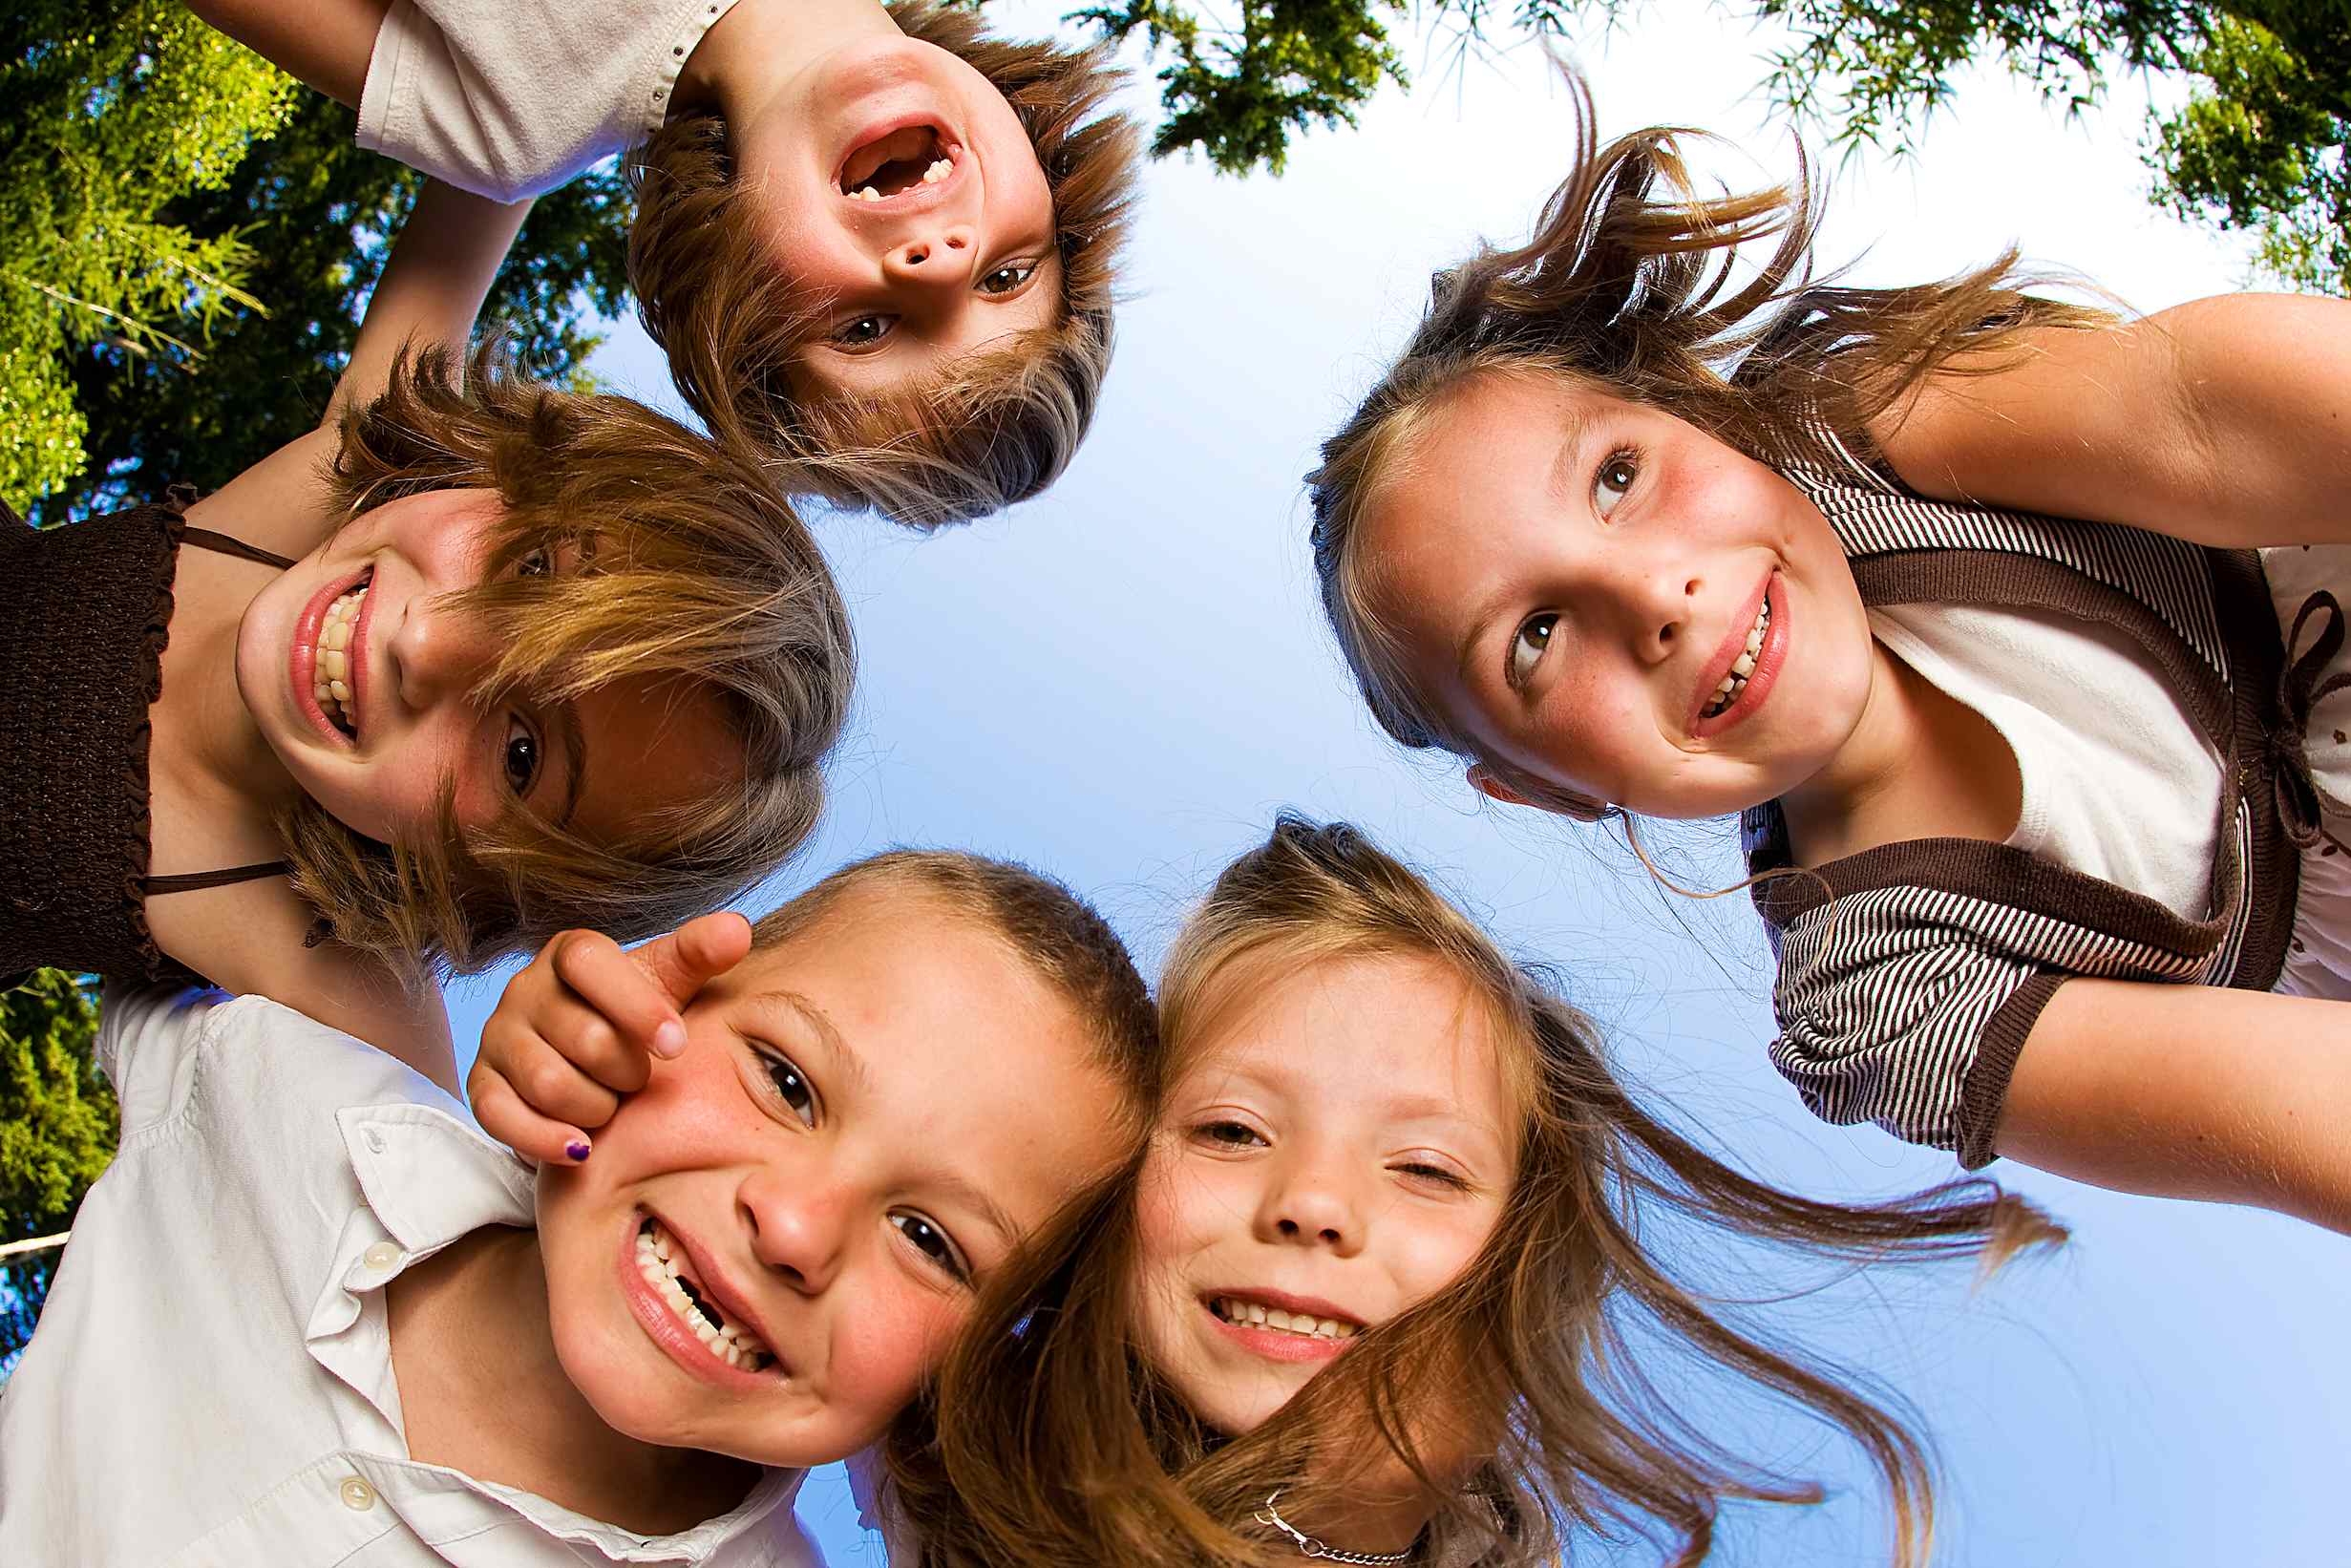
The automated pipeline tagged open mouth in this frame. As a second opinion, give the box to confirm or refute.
[1700,592,1770,721]
[1206,1294,1362,1343]
[635,1218,774,1372]
[312,573,369,739]
[838,124,956,201]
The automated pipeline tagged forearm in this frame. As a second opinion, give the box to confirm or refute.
[1876,294,2351,549]
[328,179,534,423]
[1996,977,2351,1233]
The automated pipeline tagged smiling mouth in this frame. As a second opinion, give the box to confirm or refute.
[1207,1295,1362,1342]
[839,125,956,200]
[635,1218,774,1372]
[1700,592,1771,721]
[312,573,369,739]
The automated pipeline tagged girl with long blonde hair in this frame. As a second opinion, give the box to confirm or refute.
[1306,82,2351,1233]
[877,815,2059,1566]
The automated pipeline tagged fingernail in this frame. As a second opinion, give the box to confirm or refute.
[652,1020,687,1058]
[564,1139,592,1163]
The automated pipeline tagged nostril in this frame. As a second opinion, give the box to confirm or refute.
[943,234,967,250]
[904,245,928,265]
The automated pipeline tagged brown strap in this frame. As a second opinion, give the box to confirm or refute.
[179,525,294,571]
[141,861,292,896]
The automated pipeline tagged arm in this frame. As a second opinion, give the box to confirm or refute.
[1872,294,2351,549]
[1997,977,2351,1233]
[189,178,531,559]
[183,0,392,108]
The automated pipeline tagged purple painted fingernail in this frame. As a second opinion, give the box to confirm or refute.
[565,1140,592,1162]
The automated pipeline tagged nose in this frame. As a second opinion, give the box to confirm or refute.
[1604,553,1700,667]
[881,224,978,290]
[387,594,501,711]
[739,1168,851,1295]
[1253,1145,1366,1257]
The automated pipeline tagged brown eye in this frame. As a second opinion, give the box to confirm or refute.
[832,314,895,348]
[891,1212,970,1282]
[979,262,1034,296]
[1510,612,1557,687]
[502,716,540,795]
[1594,452,1639,518]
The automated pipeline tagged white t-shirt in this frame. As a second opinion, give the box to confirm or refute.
[0,985,816,1567]
[1869,602,2226,914]
[358,0,747,201]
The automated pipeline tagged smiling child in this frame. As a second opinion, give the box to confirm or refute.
[185,0,1141,525]
[1308,85,2351,1234]
[0,851,1156,1562]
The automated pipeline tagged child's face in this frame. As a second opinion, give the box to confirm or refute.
[1358,371,1878,819]
[1132,952,1515,1437]
[235,488,739,846]
[742,37,1060,400]
[534,884,1127,1467]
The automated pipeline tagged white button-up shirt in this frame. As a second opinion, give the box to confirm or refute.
[0,985,819,1567]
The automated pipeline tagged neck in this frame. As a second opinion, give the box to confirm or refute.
[389,1227,760,1536]
[152,548,302,830]
[680,0,904,132]
[1774,638,1926,865]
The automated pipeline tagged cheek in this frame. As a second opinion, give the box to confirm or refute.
[826,1273,963,1420]
[1388,1206,1503,1306]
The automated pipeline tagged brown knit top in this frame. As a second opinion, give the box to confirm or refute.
[0,497,287,988]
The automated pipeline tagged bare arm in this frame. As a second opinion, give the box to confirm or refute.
[1997,977,2351,1233]
[191,178,531,559]
[1873,294,2351,549]
[183,0,392,107]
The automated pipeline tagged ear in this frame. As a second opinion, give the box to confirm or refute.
[1465,763,1532,808]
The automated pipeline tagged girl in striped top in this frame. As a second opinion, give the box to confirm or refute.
[1305,88,2351,1234]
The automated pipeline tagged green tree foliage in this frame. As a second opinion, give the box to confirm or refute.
[0,971,115,1368]
[1070,0,1409,173]
[1057,0,2347,295]
[0,1,296,508]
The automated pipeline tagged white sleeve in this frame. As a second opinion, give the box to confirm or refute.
[94,983,222,1137]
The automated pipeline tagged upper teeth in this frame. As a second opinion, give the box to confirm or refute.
[313,583,366,734]
[847,159,950,200]
[636,1219,773,1371]
[1212,1296,1359,1340]
[1704,596,1772,718]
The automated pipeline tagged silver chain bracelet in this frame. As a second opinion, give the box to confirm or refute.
[1253,1491,1418,1565]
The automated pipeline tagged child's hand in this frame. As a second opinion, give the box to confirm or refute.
[467,911,752,1166]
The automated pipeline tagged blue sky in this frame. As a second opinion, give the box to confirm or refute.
[435,7,2348,1559]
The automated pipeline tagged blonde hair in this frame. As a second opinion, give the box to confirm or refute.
[280,347,854,975]
[891,815,2063,1567]
[627,0,1142,528]
[1306,78,2106,815]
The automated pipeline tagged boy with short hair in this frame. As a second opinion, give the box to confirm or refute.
[185,0,1141,526]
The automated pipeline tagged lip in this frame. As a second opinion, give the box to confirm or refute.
[288,568,371,750]
[618,1208,789,1390]
[1199,1287,1364,1367]
[1688,570,1787,738]
[834,114,966,214]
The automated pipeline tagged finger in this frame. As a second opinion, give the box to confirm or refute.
[630,912,753,1054]
[530,995,653,1094]
[498,1034,625,1131]
[551,928,690,1062]
[468,1061,594,1167]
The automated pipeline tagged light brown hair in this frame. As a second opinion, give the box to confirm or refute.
[627,1,1142,528]
[1305,78,2107,815]
[748,847,1160,1103]
[888,815,2062,1567]
[280,347,854,975]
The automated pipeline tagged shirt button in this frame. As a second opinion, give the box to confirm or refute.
[339,1475,377,1511]
[366,1129,386,1153]
[362,1242,401,1272]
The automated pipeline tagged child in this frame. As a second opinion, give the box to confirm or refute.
[0,177,852,1090]
[184,0,1142,526]
[1303,92,2351,1231]
[481,817,2059,1565]
[0,849,1158,1563]
[882,816,2059,1566]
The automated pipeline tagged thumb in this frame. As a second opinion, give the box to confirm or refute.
[633,911,753,1011]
